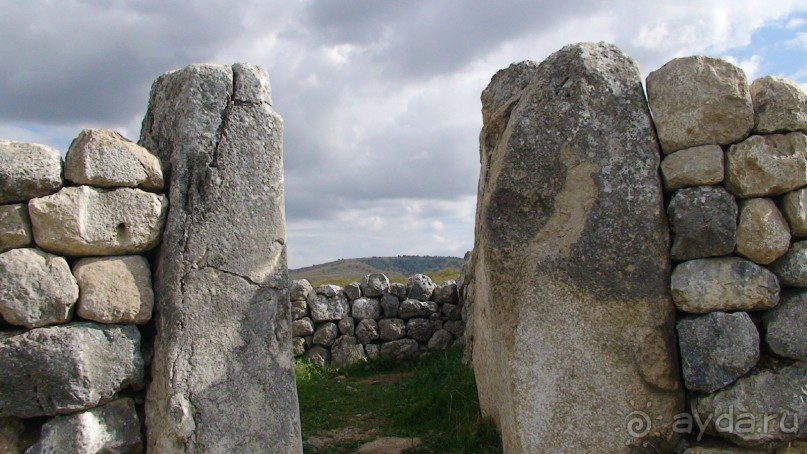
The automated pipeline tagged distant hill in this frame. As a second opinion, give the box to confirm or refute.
[290,255,465,287]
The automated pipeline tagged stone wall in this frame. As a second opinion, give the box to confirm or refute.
[0,129,167,452]
[465,43,807,453]
[290,274,464,368]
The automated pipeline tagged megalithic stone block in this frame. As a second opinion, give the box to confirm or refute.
[139,63,301,453]
[468,43,683,452]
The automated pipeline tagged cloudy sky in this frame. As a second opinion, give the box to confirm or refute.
[3,1,807,268]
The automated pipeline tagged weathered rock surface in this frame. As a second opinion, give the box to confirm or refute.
[405,318,433,343]
[770,241,807,287]
[73,255,154,324]
[292,317,314,337]
[427,329,453,351]
[379,339,419,360]
[441,303,462,321]
[28,186,167,256]
[313,322,338,347]
[360,274,389,298]
[292,337,306,357]
[677,312,759,393]
[763,290,807,360]
[379,318,406,341]
[694,362,807,447]
[389,283,407,300]
[355,319,379,345]
[380,294,399,318]
[432,280,459,305]
[290,279,313,301]
[291,299,308,320]
[470,43,682,452]
[668,186,737,261]
[735,198,791,265]
[444,320,465,338]
[0,248,78,328]
[0,417,26,454]
[344,282,361,300]
[305,345,330,367]
[751,75,807,134]
[310,292,351,322]
[660,145,725,191]
[0,204,32,253]
[338,317,355,335]
[64,128,163,191]
[672,257,780,312]
[364,343,380,361]
[0,140,62,204]
[398,299,438,319]
[0,323,143,418]
[726,133,807,198]
[351,297,381,320]
[315,284,342,298]
[646,56,754,153]
[406,274,435,301]
[140,63,301,452]
[26,398,143,454]
[330,335,367,369]
[782,188,807,238]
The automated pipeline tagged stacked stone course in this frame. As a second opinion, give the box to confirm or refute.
[291,273,465,368]
[649,56,807,451]
[0,129,166,453]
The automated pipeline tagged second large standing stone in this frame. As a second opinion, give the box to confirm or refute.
[468,43,682,452]
[140,63,301,453]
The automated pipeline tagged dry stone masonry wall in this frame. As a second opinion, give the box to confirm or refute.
[0,129,166,453]
[290,273,464,368]
[464,43,807,453]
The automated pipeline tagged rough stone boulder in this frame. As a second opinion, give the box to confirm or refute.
[379,318,406,341]
[406,318,433,343]
[762,290,807,360]
[344,282,361,300]
[660,145,725,192]
[0,204,32,253]
[330,335,367,369]
[313,322,339,347]
[469,43,682,452]
[694,362,807,448]
[292,317,314,337]
[290,279,313,301]
[427,329,453,351]
[292,337,306,357]
[351,297,381,320]
[0,323,143,418]
[309,292,350,322]
[406,274,435,301]
[379,339,419,360]
[432,280,459,305]
[750,75,807,134]
[0,248,78,328]
[398,299,438,319]
[26,398,143,454]
[782,188,807,238]
[355,318,379,345]
[389,282,407,300]
[338,316,355,335]
[73,255,154,324]
[671,257,780,312]
[667,186,737,261]
[735,198,790,265]
[64,129,164,191]
[140,63,301,452]
[360,273,389,297]
[28,186,167,256]
[291,299,308,320]
[725,132,807,198]
[305,345,330,367]
[380,294,399,317]
[677,312,759,393]
[770,241,807,287]
[646,56,754,153]
[0,140,63,204]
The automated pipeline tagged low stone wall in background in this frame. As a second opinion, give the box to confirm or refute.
[291,273,464,368]
[0,129,166,453]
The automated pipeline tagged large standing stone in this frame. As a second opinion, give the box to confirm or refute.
[351,297,381,320]
[0,204,32,253]
[782,188,807,238]
[360,273,389,298]
[0,323,143,418]
[0,140,63,204]
[26,398,143,454]
[762,290,807,360]
[750,75,807,134]
[694,362,807,448]
[677,312,759,393]
[660,145,725,191]
[28,186,167,256]
[646,56,754,153]
[64,129,164,191]
[770,241,807,287]
[470,43,682,452]
[671,257,780,312]
[668,186,737,261]
[725,133,807,198]
[140,63,301,452]
[735,198,791,265]
[0,248,78,328]
[73,255,154,324]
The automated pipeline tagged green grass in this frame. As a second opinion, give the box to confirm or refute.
[296,348,502,453]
